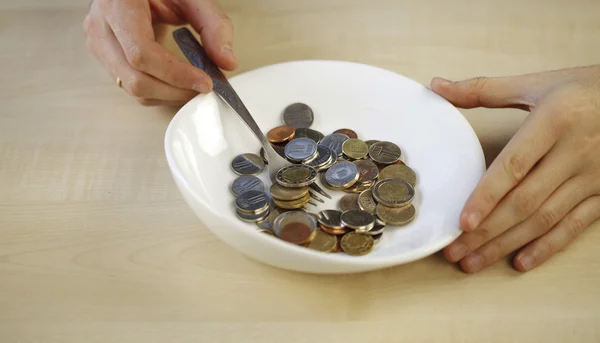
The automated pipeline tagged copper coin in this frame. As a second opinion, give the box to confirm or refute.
[267,125,295,143]
[320,225,348,236]
[280,222,314,245]
[353,159,379,183]
[334,128,358,139]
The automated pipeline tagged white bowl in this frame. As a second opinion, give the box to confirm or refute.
[164,60,485,274]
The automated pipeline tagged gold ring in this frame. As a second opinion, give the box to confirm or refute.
[116,77,122,88]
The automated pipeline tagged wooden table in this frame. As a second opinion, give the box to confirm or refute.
[2,1,599,341]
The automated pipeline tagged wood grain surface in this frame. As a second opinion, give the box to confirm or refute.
[1,0,599,342]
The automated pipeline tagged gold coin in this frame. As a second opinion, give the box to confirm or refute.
[273,193,311,209]
[340,231,374,256]
[342,181,374,194]
[338,194,360,212]
[282,166,311,182]
[332,236,342,252]
[378,164,417,187]
[357,189,377,215]
[372,178,415,207]
[307,228,337,252]
[376,203,416,225]
[270,183,309,201]
[258,228,275,236]
[342,138,369,160]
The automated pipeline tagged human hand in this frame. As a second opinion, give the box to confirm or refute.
[430,65,600,273]
[83,0,236,106]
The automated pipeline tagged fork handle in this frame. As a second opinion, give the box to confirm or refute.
[172,27,273,150]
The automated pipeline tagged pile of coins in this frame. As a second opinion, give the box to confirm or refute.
[229,102,418,256]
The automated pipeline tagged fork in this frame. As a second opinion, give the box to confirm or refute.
[172,27,292,182]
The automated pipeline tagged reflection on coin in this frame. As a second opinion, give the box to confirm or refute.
[353,159,379,183]
[324,161,359,188]
[230,175,264,197]
[257,217,272,230]
[282,103,314,128]
[365,140,379,148]
[340,209,375,231]
[376,203,416,225]
[320,225,348,236]
[372,232,383,245]
[320,133,350,156]
[267,125,296,143]
[269,183,308,201]
[340,231,374,256]
[357,189,377,215]
[231,153,265,175]
[273,210,317,245]
[284,138,318,162]
[307,229,337,252]
[276,165,318,188]
[368,141,402,164]
[372,178,415,207]
[342,138,369,160]
[366,219,385,235]
[317,209,344,229]
[236,208,269,223]
[379,164,417,186]
[306,144,333,170]
[342,180,375,194]
[235,190,269,214]
[258,228,275,236]
[294,128,324,143]
[334,128,358,139]
[338,194,360,212]
[273,193,311,209]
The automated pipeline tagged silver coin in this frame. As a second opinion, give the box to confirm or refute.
[338,194,360,212]
[372,178,415,207]
[231,153,265,175]
[276,165,318,188]
[340,209,375,231]
[372,232,384,245]
[324,161,359,188]
[294,128,324,143]
[366,219,385,235]
[306,144,333,169]
[365,140,380,148]
[236,207,269,223]
[317,209,344,229]
[235,190,269,213]
[368,141,402,164]
[230,175,265,197]
[284,138,318,162]
[282,103,314,128]
[319,147,338,171]
[320,133,349,156]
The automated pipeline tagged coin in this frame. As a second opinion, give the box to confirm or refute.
[273,193,311,209]
[306,228,337,252]
[338,194,360,212]
[317,209,344,229]
[320,225,349,236]
[258,228,275,236]
[276,165,317,188]
[378,164,417,187]
[334,128,358,139]
[282,103,314,128]
[368,141,402,164]
[294,128,324,143]
[231,153,265,175]
[273,210,317,245]
[332,236,342,252]
[372,232,383,245]
[342,180,374,193]
[306,144,333,170]
[230,175,265,197]
[257,216,272,230]
[269,183,309,201]
[318,146,338,170]
[372,178,415,207]
[259,147,268,164]
[284,138,318,162]
[342,138,369,160]
[236,208,269,223]
[365,140,379,148]
[357,189,377,215]
[320,133,349,156]
[340,231,374,256]
[267,125,296,143]
[340,209,375,231]
[376,203,416,225]
[235,190,269,214]
[353,159,379,183]
[324,161,359,188]
[365,219,385,235]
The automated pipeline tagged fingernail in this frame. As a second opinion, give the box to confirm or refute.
[193,82,210,93]
[464,253,485,273]
[449,242,468,261]
[467,212,481,231]
[221,45,236,62]
[518,255,535,271]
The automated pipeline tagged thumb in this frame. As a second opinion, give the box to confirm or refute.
[430,76,537,110]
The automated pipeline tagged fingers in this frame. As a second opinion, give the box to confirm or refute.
[105,0,213,93]
[449,176,592,272]
[513,195,600,272]
[179,0,237,70]
[444,144,579,262]
[458,99,561,232]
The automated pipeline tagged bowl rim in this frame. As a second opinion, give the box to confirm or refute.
[164,59,484,267]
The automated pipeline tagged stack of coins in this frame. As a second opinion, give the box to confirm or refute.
[228,102,419,256]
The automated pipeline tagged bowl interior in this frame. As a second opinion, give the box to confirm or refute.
[165,60,485,266]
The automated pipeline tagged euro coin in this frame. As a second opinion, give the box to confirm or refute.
[342,138,369,160]
[372,178,415,207]
[368,141,401,164]
[376,203,416,225]
[378,164,417,187]
[324,161,359,188]
[230,175,265,197]
[282,103,314,128]
[276,165,317,188]
[340,231,374,256]
[267,125,296,143]
[231,153,265,175]
[338,194,360,212]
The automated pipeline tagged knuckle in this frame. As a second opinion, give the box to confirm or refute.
[566,213,587,240]
[471,76,490,92]
[126,76,146,97]
[503,153,527,183]
[126,45,147,70]
[513,188,538,216]
[536,207,558,231]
